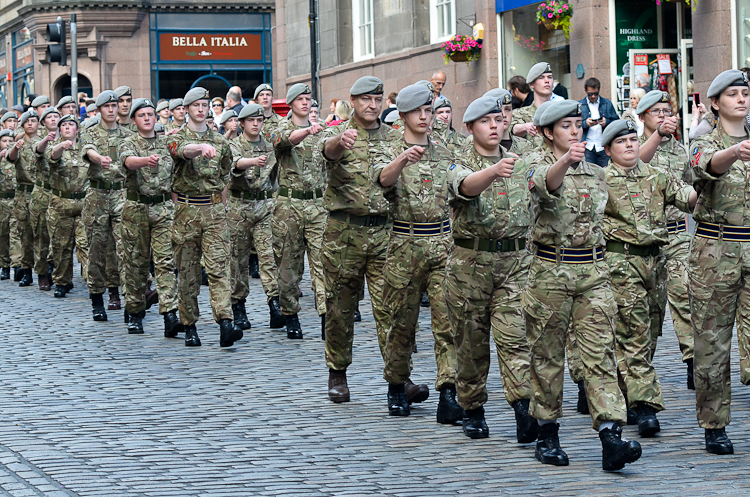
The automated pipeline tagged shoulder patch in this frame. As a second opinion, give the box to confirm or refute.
[692,146,699,156]
[527,169,534,179]
[449,163,456,170]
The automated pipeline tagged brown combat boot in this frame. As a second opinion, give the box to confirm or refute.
[107,287,122,310]
[404,378,430,404]
[38,274,51,291]
[328,369,350,403]
[145,286,159,310]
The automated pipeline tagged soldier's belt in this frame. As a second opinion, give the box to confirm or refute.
[34,180,51,190]
[89,179,123,191]
[51,188,85,200]
[535,244,604,264]
[0,191,15,199]
[329,210,388,227]
[695,222,750,242]
[277,186,323,200]
[454,237,526,253]
[126,191,169,205]
[230,189,272,201]
[16,184,33,193]
[605,240,660,257]
[392,219,450,237]
[666,220,687,235]
[175,192,223,206]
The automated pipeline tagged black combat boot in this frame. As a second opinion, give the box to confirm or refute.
[219,319,243,347]
[127,311,145,334]
[232,300,251,330]
[286,314,303,339]
[201,267,209,286]
[90,293,108,321]
[354,306,362,322]
[512,399,538,443]
[123,310,130,324]
[54,284,67,298]
[420,291,430,308]
[462,407,489,439]
[19,268,32,287]
[636,403,660,437]
[705,428,734,455]
[387,383,410,416]
[404,378,429,404]
[535,422,569,466]
[321,313,326,341]
[436,384,464,425]
[600,424,642,471]
[268,297,285,329]
[12,267,22,281]
[63,282,74,293]
[249,253,260,279]
[184,324,201,346]
[577,381,589,414]
[686,358,695,390]
[0,267,9,280]
[107,287,121,310]
[163,310,182,338]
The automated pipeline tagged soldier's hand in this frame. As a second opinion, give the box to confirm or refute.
[402,146,425,164]
[100,156,112,169]
[47,131,57,142]
[14,139,23,149]
[256,155,268,167]
[492,157,516,178]
[308,123,324,135]
[167,128,180,136]
[147,154,160,168]
[339,129,358,150]
[659,116,679,136]
[61,140,73,150]
[200,145,217,159]
[736,140,750,161]
[524,123,538,137]
[564,142,587,165]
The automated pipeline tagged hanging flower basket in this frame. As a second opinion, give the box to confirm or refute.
[536,1,573,39]
[450,52,469,62]
[441,34,482,66]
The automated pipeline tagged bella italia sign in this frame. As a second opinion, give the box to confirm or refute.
[159,33,262,61]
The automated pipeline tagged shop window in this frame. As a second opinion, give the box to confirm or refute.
[430,0,456,44]
[738,0,750,67]
[352,0,374,61]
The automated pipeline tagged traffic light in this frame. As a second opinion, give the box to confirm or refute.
[46,19,66,66]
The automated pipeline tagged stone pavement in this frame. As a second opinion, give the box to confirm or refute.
[0,263,749,497]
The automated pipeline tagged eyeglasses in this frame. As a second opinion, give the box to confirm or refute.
[586,92,599,97]
[647,109,673,116]
[212,103,223,107]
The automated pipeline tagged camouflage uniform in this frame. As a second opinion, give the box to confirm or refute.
[118,134,178,315]
[165,121,184,134]
[9,137,37,271]
[262,113,284,142]
[510,104,543,149]
[432,120,467,153]
[319,119,400,371]
[29,136,52,276]
[375,138,456,390]
[446,146,534,410]
[525,156,626,429]
[0,153,15,268]
[603,160,692,411]
[271,119,327,317]
[167,126,233,325]
[228,134,279,304]
[688,123,750,429]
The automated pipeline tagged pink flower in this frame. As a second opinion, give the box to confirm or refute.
[558,9,562,12]
[548,13,553,18]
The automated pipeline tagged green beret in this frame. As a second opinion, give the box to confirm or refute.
[463,96,502,123]
[169,98,184,111]
[85,103,97,114]
[254,84,273,100]
[527,62,553,83]
[350,76,384,96]
[58,114,79,128]
[155,101,169,113]
[218,109,238,125]
[532,101,556,127]
[483,88,512,106]
[415,80,435,93]
[94,91,117,108]
[396,84,432,113]
[130,98,155,118]
[31,96,50,108]
[115,86,132,98]
[184,87,209,107]
[41,107,59,122]
[433,96,451,111]
[154,122,165,133]
[636,90,671,115]
[707,69,749,98]
[18,110,38,127]
[538,100,581,127]
[286,83,312,105]
[238,103,264,120]
[0,112,17,123]
[0,129,13,138]
[601,119,637,148]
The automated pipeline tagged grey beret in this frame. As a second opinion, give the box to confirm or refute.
[538,100,582,127]
[601,118,637,148]
[85,103,97,114]
[130,98,155,118]
[636,90,671,115]
[168,98,184,111]
[483,88,512,106]
[532,100,556,127]
[218,110,238,125]
[253,84,273,100]
[311,99,319,108]
[415,80,435,93]
[154,122,165,133]
[527,62,553,84]
[18,110,38,127]
[184,87,210,106]
[31,96,50,108]
[350,76,384,96]
[82,114,100,129]
[0,112,17,123]
[57,96,75,108]
[396,84,432,113]
[463,96,502,123]
[93,91,117,108]
[58,114,79,128]
[707,69,749,99]
[238,103,264,120]
[11,105,23,113]
[155,101,169,113]
[41,107,59,122]
[114,86,132,98]
[286,83,312,105]
[0,129,13,138]
[433,96,451,110]
[384,111,399,124]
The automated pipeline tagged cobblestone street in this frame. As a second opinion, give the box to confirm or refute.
[0,264,749,496]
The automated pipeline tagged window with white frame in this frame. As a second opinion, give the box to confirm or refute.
[352,0,374,61]
[430,0,456,44]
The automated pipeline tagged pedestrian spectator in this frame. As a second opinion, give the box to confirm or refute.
[580,77,619,168]
[622,88,646,136]
[78,92,88,118]
[381,92,398,122]
[430,71,446,98]
[225,88,244,114]
[327,100,352,126]
[508,75,532,109]
[635,73,652,93]
[212,97,225,115]
[552,80,568,99]
[325,98,339,124]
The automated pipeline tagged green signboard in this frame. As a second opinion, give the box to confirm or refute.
[615,0,658,75]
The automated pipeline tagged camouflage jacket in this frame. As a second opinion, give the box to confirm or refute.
[318,119,400,216]
[118,121,138,133]
[272,119,326,192]
[33,136,52,184]
[166,125,232,195]
[510,103,543,149]
[118,134,174,196]
[9,133,40,185]
[688,122,750,226]
[80,123,133,183]
[165,121,184,134]
[373,138,452,224]
[262,113,285,143]
[604,160,692,246]
[0,153,15,192]
[230,134,278,192]
[448,146,532,240]
[432,120,467,153]
[528,153,608,248]
[45,139,89,193]
[640,133,691,222]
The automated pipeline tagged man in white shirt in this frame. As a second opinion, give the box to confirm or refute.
[580,77,619,168]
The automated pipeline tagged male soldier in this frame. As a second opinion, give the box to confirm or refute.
[0,129,15,280]
[510,62,559,148]
[271,83,327,339]
[166,99,186,135]
[431,97,467,153]
[86,103,98,119]
[118,98,180,336]
[47,114,88,298]
[1,112,18,130]
[166,86,242,348]
[31,96,51,116]
[57,96,77,117]
[255,84,283,141]
[156,101,170,126]
[483,88,531,156]
[80,90,133,321]
[375,84,463,423]
[229,103,285,329]
[115,86,136,132]
[637,90,695,389]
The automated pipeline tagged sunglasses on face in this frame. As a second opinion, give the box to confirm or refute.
[587,92,599,97]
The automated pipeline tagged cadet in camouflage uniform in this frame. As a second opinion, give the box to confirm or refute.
[374,84,462,423]
[31,96,51,138]
[46,115,89,297]
[431,97,467,153]
[3,112,21,279]
[525,99,642,471]
[600,119,695,439]
[156,101,170,127]
[510,62,558,149]
[57,96,77,118]
[445,96,536,441]
[271,83,327,339]
[255,84,284,142]
[118,98,181,337]
[0,130,15,279]
[1,112,17,131]
[687,69,750,455]
[166,86,242,348]
[229,103,285,330]
[165,99,186,135]
[115,86,137,133]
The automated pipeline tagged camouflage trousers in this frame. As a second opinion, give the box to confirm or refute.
[382,233,456,391]
[172,201,232,325]
[9,214,20,267]
[445,245,533,410]
[12,189,34,269]
[0,198,11,267]
[82,189,124,295]
[688,236,750,429]
[606,251,666,411]
[29,187,51,276]
[660,230,693,362]
[105,233,120,288]
[75,217,88,281]
[48,195,88,287]
[523,258,626,430]
[324,217,389,371]
[227,196,278,303]
[271,197,326,316]
[121,200,177,315]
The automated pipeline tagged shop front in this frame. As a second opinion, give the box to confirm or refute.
[12,26,33,106]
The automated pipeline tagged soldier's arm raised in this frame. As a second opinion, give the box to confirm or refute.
[459,158,515,197]
[546,142,586,191]
[323,129,358,161]
[379,146,425,187]
[707,140,750,176]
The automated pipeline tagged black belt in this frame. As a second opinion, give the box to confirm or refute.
[392,219,450,237]
[277,186,323,200]
[666,220,687,235]
[16,184,33,193]
[51,188,85,200]
[126,191,169,205]
[0,191,14,199]
[329,210,388,227]
[230,189,272,201]
[606,240,660,257]
[535,244,605,264]
[175,193,223,206]
[454,237,526,253]
[89,179,123,191]
[34,180,51,190]
[695,222,750,242]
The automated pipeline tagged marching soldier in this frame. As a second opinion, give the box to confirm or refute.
[115,86,136,132]
[1,111,18,130]
[156,101,170,126]
[166,99,186,135]
[431,96,467,153]
[57,96,77,117]
[483,89,531,156]
[510,62,557,148]
[0,129,14,280]
[254,84,283,141]
[219,110,239,140]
